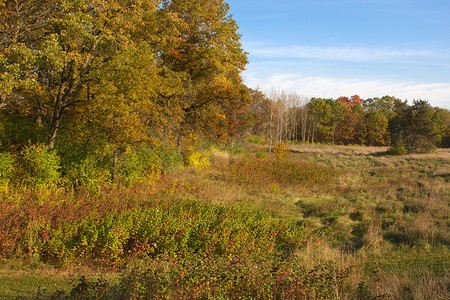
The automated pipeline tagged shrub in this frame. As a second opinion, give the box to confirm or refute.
[247,134,265,144]
[274,142,289,159]
[66,156,111,190]
[186,151,211,170]
[255,149,268,159]
[20,143,60,186]
[158,145,183,172]
[117,145,161,184]
[388,142,407,155]
[47,257,352,299]
[0,152,14,184]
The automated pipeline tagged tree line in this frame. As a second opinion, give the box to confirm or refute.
[245,90,449,154]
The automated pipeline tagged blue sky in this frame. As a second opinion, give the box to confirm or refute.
[226,0,450,108]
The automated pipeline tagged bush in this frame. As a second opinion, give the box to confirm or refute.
[247,135,265,144]
[274,142,289,159]
[20,143,60,186]
[117,145,161,184]
[46,257,352,299]
[0,152,14,184]
[158,145,183,172]
[255,149,268,159]
[388,143,407,155]
[66,155,111,190]
[186,151,211,170]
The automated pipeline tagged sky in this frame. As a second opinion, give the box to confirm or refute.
[225,0,450,108]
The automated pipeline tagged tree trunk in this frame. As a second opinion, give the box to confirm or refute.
[112,150,118,182]
[47,112,60,149]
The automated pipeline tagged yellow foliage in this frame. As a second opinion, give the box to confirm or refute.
[274,142,288,160]
[187,151,211,171]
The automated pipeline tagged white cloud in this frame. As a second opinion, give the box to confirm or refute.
[244,72,450,108]
[245,43,434,62]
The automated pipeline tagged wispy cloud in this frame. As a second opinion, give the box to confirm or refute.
[244,72,450,108]
[245,43,434,62]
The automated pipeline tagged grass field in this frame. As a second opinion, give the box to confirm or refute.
[0,142,448,299]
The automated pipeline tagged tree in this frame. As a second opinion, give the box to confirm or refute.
[359,111,389,146]
[66,43,168,178]
[246,88,270,137]
[434,107,450,148]
[0,0,155,149]
[389,100,445,154]
[308,98,343,143]
[335,96,365,144]
[364,95,398,118]
[160,0,248,146]
[338,95,364,108]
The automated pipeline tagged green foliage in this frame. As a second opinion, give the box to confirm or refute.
[20,143,60,186]
[434,107,450,148]
[226,143,247,155]
[117,145,161,184]
[388,142,408,155]
[61,257,351,299]
[0,152,14,184]
[247,134,265,144]
[360,111,390,146]
[255,149,268,159]
[0,115,45,151]
[389,100,445,154]
[158,145,184,172]
[61,145,183,188]
[308,98,344,143]
[66,156,111,190]
[0,194,307,263]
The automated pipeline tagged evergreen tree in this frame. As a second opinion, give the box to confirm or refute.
[389,100,445,154]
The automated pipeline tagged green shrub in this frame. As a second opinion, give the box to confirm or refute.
[118,145,183,184]
[158,145,183,172]
[388,143,407,155]
[255,149,268,159]
[47,257,352,299]
[20,143,60,186]
[117,145,160,184]
[66,156,111,190]
[226,144,246,155]
[247,135,265,144]
[0,152,15,184]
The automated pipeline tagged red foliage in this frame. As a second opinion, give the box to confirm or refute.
[338,95,364,107]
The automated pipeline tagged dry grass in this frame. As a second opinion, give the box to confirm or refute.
[289,143,388,155]
[381,265,449,300]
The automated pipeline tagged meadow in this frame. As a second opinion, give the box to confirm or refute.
[0,140,448,299]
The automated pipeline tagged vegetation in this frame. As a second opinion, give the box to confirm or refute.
[1,0,449,299]
[0,143,449,299]
[247,92,449,151]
